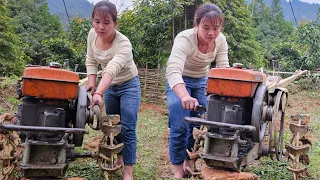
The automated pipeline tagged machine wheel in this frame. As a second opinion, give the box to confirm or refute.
[251,86,268,143]
[74,87,88,147]
[269,91,286,160]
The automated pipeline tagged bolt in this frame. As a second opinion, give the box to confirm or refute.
[225,151,231,157]
[51,158,57,164]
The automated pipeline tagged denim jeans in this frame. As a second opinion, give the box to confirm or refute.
[166,76,207,165]
[104,76,141,165]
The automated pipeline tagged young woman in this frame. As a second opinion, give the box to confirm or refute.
[165,4,230,178]
[86,1,140,180]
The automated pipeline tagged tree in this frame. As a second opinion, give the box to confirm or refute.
[64,17,92,72]
[250,0,295,69]
[7,0,63,65]
[119,0,193,68]
[296,19,320,70]
[0,0,29,75]
[209,0,265,68]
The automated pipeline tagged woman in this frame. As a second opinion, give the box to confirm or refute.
[165,3,229,178]
[86,1,140,180]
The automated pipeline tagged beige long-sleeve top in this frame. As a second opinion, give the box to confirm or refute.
[166,28,229,89]
[86,28,138,85]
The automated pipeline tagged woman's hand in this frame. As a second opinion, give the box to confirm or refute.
[86,84,96,95]
[89,93,103,109]
[181,95,199,111]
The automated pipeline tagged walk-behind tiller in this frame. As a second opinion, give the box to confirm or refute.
[0,63,123,179]
[185,65,308,175]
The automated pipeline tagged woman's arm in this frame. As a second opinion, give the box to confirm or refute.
[166,33,199,111]
[172,83,199,111]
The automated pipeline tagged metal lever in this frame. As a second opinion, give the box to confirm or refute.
[196,105,206,112]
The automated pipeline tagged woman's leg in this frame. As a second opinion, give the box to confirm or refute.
[166,81,192,178]
[184,77,207,173]
[118,77,141,180]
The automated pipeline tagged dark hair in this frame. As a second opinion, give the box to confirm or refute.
[194,4,224,27]
[92,1,118,22]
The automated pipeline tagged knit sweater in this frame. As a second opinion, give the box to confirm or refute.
[86,28,138,85]
[166,28,229,89]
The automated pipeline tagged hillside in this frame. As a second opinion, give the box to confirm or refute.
[47,0,94,26]
[282,0,319,24]
[248,0,319,24]
[48,0,319,26]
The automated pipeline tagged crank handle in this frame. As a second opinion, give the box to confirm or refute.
[196,105,206,112]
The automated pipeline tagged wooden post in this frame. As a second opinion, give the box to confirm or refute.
[143,64,148,97]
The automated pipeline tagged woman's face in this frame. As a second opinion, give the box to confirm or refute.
[197,17,222,44]
[93,12,117,39]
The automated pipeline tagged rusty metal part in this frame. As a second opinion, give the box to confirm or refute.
[185,126,206,177]
[98,115,124,179]
[185,117,256,132]
[0,113,23,180]
[286,114,311,180]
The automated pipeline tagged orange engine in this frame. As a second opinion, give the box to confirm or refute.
[21,66,79,100]
[207,68,265,98]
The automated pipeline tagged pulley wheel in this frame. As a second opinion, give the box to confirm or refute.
[251,86,268,143]
[269,91,286,161]
[74,86,88,147]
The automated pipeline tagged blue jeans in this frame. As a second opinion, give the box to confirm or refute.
[104,76,141,165]
[166,76,207,165]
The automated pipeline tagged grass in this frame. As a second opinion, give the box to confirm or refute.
[245,157,292,180]
[245,89,320,180]
[65,108,168,180]
[133,109,168,180]
[307,112,320,179]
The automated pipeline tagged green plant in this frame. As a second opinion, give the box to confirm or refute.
[0,75,19,89]
[7,96,20,107]
[245,158,292,180]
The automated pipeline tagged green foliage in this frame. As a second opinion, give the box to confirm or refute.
[65,17,92,72]
[250,0,295,70]
[209,0,265,68]
[0,0,28,76]
[7,0,64,65]
[119,0,193,68]
[308,113,320,179]
[65,160,104,180]
[245,158,292,180]
[0,75,19,89]
[7,96,20,106]
[296,20,320,71]
[269,41,303,72]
